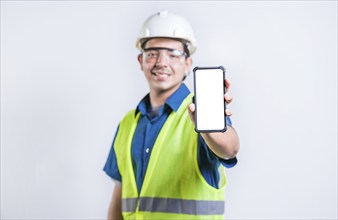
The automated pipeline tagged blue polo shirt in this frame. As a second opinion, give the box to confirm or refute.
[104,83,237,192]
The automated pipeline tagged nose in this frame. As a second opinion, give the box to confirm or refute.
[155,52,170,67]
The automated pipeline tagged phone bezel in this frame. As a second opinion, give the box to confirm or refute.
[193,66,227,133]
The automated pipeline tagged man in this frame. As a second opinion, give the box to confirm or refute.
[104,10,240,219]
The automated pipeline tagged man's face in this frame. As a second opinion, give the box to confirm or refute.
[138,38,192,95]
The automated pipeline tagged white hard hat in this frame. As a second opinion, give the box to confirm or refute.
[136,10,198,55]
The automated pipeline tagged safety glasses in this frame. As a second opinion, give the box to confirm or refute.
[141,47,187,64]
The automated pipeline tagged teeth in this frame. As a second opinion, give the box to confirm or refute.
[153,72,169,79]
[154,72,167,75]
[156,73,168,79]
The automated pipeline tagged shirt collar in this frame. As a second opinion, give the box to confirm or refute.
[135,83,190,116]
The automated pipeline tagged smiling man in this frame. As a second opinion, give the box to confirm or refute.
[104,10,240,220]
[138,38,192,107]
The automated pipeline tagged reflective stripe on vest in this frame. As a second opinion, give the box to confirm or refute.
[122,197,224,215]
[122,198,138,212]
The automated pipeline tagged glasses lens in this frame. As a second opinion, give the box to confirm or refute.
[142,47,186,63]
[144,50,159,59]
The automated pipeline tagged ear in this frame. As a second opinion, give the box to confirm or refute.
[184,57,193,74]
[137,54,143,71]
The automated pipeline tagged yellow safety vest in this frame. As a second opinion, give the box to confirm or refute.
[114,94,226,219]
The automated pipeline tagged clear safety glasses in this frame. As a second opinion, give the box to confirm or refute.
[141,47,188,64]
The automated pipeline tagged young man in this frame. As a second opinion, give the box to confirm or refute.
[104,11,240,219]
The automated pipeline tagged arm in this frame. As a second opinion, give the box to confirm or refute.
[188,79,240,159]
[108,183,123,220]
[199,125,239,159]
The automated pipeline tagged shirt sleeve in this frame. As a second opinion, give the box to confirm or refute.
[103,125,122,182]
[197,131,237,189]
[226,115,232,127]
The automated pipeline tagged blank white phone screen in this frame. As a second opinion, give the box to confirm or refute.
[195,68,225,131]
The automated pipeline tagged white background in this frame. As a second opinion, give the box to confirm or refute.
[1,1,337,219]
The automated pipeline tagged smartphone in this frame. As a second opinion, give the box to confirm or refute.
[193,66,227,133]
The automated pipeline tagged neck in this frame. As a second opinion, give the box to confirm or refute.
[149,84,181,107]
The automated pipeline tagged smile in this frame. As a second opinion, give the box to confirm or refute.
[152,71,171,80]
